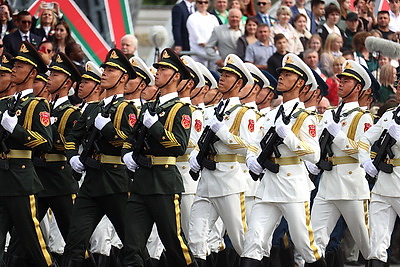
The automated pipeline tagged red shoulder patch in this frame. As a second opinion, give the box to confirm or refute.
[181,115,191,129]
[308,125,316,137]
[128,114,137,127]
[248,119,255,132]
[39,111,50,126]
[194,119,202,132]
[364,123,372,132]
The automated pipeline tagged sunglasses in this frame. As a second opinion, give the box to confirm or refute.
[20,20,32,24]
[197,1,209,4]
[257,2,270,5]
[0,44,3,48]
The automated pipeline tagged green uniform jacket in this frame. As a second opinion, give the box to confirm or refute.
[66,97,137,197]
[0,96,12,113]
[35,99,80,197]
[122,97,192,195]
[0,93,53,196]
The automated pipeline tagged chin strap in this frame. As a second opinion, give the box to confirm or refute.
[177,79,191,93]
[51,76,70,95]
[36,83,47,97]
[256,90,272,106]
[279,76,303,94]
[105,73,124,90]
[342,83,359,100]
[190,85,204,100]
[158,71,177,89]
[15,66,35,86]
[239,83,257,101]
[0,81,12,94]
[125,79,143,96]
[82,82,99,100]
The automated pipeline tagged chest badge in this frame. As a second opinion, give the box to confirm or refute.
[159,111,166,117]
[15,110,21,116]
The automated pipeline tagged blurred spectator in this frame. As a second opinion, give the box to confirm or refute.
[306,34,323,55]
[378,54,391,68]
[317,3,344,46]
[37,40,54,66]
[228,0,248,30]
[267,33,288,78]
[236,17,258,60]
[337,0,351,30]
[352,31,378,72]
[255,0,276,26]
[293,14,312,49]
[388,0,400,32]
[206,9,243,67]
[342,49,354,60]
[379,63,397,103]
[65,42,85,75]
[303,49,327,79]
[325,56,345,106]
[0,3,15,39]
[343,12,360,50]
[354,0,375,31]
[375,11,395,40]
[370,29,383,37]
[320,32,343,77]
[290,0,316,33]
[210,0,229,24]
[186,0,219,66]
[0,37,3,55]
[311,0,325,29]
[270,6,303,54]
[245,24,276,69]
[3,11,42,56]
[242,0,256,17]
[172,0,194,54]
[32,2,61,41]
[53,20,74,54]
[317,96,330,114]
[120,34,138,58]
[281,0,295,7]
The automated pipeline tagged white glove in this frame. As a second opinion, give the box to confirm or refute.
[247,156,263,175]
[143,109,158,128]
[388,120,400,140]
[94,113,111,130]
[326,121,341,137]
[50,117,56,125]
[305,161,320,175]
[210,116,225,133]
[275,116,291,139]
[189,155,201,172]
[70,155,85,173]
[362,159,378,177]
[1,111,18,133]
[123,152,139,172]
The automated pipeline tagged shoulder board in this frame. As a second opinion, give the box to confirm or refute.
[342,107,362,117]
[292,108,311,118]
[189,104,200,112]
[356,107,369,114]
[34,97,47,101]
[387,107,396,111]
[225,104,243,115]
[326,106,336,110]
[0,96,11,101]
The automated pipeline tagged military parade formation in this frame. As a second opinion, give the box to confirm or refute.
[0,39,399,267]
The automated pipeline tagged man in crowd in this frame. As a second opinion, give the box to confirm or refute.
[255,0,276,27]
[172,0,194,53]
[121,34,138,58]
[210,0,229,25]
[245,24,276,70]
[375,11,395,40]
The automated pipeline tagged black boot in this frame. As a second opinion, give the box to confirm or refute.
[304,257,327,267]
[269,247,280,267]
[333,248,344,267]
[206,253,216,267]
[261,256,272,267]
[92,253,110,267]
[60,257,83,267]
[109,246,124,267]
[325,251,334,267]
[215,249,228,267]
[4,253,28,267]
[240,257,262,267]
[369,259,386,267]
[195,257,207,267]
[278,245,295,267]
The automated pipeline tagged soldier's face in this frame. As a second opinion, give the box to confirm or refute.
[125,77,144,94]
[0,71,11,91]
[141,85,158,101]
[218,71,240,93]
[101,66,124,89]
[338,76,358,98]
[11,61,34,84]
[155,66,176,87]
[78,78,97,98]
[33,79,47,97]
[47,70,69,94]
[277,70,300,92]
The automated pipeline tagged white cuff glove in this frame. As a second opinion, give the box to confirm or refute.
[70,155,85,173]
[326,121,341,138]
[210,116,225,133]
[388,121,400,140]
[1,111,18,133]
[305,161,320,175]
[189,155,201,172]
[362,159,378,177]
[143,109,158,128]
[247,156,263,175]
[50,117,56,125]
[123,152,139,172]
[94,113,111,130]
[275,116,291,139]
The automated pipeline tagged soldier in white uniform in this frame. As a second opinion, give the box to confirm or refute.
[310,60,372,263]
[242,53,326,267]
[188,54,256,266]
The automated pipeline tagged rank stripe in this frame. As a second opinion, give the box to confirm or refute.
[240,192,247,234]
[304,201,321,261]
[173,194,193,265]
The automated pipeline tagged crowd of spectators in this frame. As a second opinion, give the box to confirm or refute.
[172,0,400,106]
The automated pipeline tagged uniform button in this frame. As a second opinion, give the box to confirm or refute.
[162,136,166,140]
[165,165,169,168]
[182,166,186,169]
[287,173,291,176]
[114,135,118,139]
[244,170,248,173]
[21,165,26,169]
[346,145,349,148]
[27,137,31,140]
[297,146,301,149]
[113,165,118,168]
[230,166,234,169]
[56,140,60,143]
[229,140,233,143]
[60,166,64,170]
[348,171,352,174]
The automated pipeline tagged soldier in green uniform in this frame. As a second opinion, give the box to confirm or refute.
[63,48,137,266]
[0,42,55,267]
[0,52,16,111]
[33,73,50,100]
[122,48,197,267]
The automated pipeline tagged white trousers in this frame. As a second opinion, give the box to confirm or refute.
[188,193,247,259]
[368,193,400,262]
[311,197,370,259]
[89,216,122,256]
[242,201,322,263]
[181,194,196,239]
[146,224,165,260]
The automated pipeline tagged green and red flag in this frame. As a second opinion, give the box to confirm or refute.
[104,0,134,48]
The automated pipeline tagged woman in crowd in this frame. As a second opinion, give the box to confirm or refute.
[320,32,343,77]
[317,3,344,46]
[242,0,256,17]
[293,13,312,50]
[0,2,14,39]
[325,56,345,106]
[306,34,323,55]
[229,0,248,30]
[378,63,397,103]
[354,0,375,31]
[32,2,61,41]
[236,17,258,60]
[270,6,303,55]
[186,0,219,66]
[53,20,74,54]
[352,31,378,74]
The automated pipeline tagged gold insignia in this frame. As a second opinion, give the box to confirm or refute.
[181,57,187,65]
[159,111,166,117]
[285,56,294,64]
[344,61,352,69]
[149,67,157,75]
[21,97,28,102]
[15,110,21,116]
[87,64,93,71]
[130,59,138,67]
[226,56,234,64]
[56,54,63,63]
[19,44,29,53]
[162,50,170,59]
[2,55,9,64]
[110,50,119,59]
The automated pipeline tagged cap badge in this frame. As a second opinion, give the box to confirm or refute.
[110,51,119,59]
[130,59,138,67]
[162,50,170,59]
[2,55,8,64]
[344,62,353,69]
[226,56,234,64]
[285,56,294,64]
[20,44,29,53]
[56,54,63,63]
